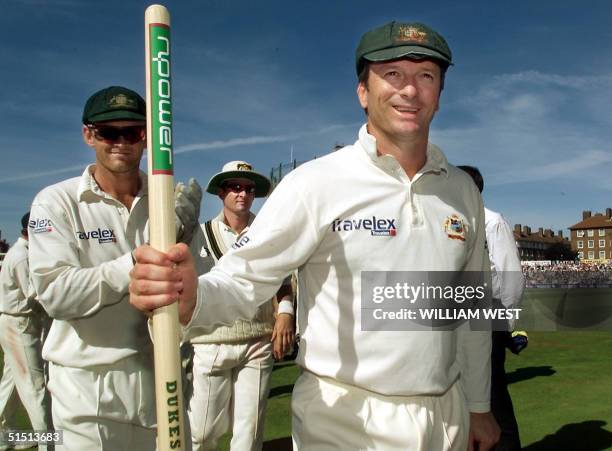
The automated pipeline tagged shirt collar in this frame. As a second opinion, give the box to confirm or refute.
[77,164,148,201]
[216,210,255,235]
[357,124,449,178]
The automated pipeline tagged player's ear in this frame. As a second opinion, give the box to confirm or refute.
[83,125,95,147]
[357,82,368,110]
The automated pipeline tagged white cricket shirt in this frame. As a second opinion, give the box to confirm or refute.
[0,237,35,315]
[29,165,151,367]
[186,125,492,411]
[485,207,525,328]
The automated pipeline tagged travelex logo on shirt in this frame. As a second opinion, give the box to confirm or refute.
[332,216,397,236]
[76,228,117,244]
[29,218,53,234]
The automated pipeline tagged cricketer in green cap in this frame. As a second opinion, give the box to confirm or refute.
[82,86,146,124]
[126,18,500,451]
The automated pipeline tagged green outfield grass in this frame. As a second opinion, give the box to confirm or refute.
[506,331,612,451]
[3,330,612,450]
[517,288,612,331]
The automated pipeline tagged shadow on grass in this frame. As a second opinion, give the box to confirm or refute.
[268,384,293,399]
[263,436,292,451]
[523,420,612,451]
[506,365,556,384]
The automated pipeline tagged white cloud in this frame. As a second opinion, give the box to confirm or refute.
[0,123,359,183]
[434,69,612,191]
[487,150,612,185]
[491,71,612,90]
[175,123,358,154]
[0,165,83,184]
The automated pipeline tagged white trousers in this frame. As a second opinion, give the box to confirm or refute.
[292,371,469,451]
[188,338,274,451]
[0,314,52,450]
[48,354,156,451]
[0,358,19,428]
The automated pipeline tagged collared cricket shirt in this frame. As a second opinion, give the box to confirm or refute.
[29,165,151,367]
[187,125,491,411]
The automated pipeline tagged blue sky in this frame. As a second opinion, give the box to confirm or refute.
[1,0,612,244]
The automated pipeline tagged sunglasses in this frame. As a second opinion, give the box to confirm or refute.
[88,125,146,144]
[221,182,256,194]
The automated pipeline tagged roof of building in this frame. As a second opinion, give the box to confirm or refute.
[569,215,612,230]
[514,231,568,244]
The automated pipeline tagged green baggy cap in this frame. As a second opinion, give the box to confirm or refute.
[82,86,146,124]
[356,21,452,75]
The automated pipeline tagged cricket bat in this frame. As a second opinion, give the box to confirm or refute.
[145,4,185,450]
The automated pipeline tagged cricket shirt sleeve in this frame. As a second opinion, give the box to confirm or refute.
[0,242,33,314]
[457,191,492,412]
[12,249,32,302]
[488,213,525,312]
[29,199,133,320]
[185,171,321,337]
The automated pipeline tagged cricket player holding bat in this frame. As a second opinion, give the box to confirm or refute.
[28,86,201,450]
[130,21,501,450]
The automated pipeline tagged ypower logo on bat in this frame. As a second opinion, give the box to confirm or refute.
[150,23,173,175]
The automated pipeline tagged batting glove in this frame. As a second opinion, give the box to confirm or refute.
[175,178,202,244]
[507,330,529,355]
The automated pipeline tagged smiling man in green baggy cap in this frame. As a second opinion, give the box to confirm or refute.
[130,21,499,451]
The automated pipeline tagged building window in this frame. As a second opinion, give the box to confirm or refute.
[599,251,606,259]
[577,241,584,249]
[587,230,594,237]
[600,240,606,247]
[578,251,584,259]
[588,251,594,259]
[577,230,584,237]
[588,240,594,248]
[599,229,606,236]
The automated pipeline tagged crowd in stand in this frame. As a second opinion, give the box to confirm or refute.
[521,261,612,288]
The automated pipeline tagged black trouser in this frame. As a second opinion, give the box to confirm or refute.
[491,331,521,451]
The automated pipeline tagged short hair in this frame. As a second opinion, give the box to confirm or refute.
[21,211,30,235]
[457,165,483,193]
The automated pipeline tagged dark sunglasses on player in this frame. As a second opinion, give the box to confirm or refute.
[221,182,256,194]
[87,124,146,144]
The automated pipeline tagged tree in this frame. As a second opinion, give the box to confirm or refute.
[545,242,578,261]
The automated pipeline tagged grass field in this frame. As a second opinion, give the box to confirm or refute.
[517,288,612,331]
[3,312,611,450]
[505,331,612,451]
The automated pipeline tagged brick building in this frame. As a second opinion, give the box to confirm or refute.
[569,208,612,262]
[513,224,572,261]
